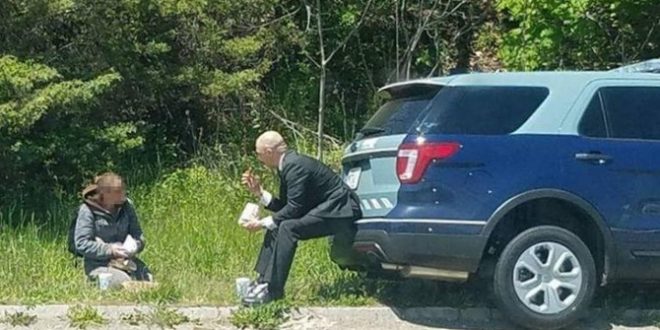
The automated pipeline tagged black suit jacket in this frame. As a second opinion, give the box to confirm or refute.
[266,151,361,224]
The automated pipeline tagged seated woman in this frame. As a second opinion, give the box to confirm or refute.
[74,172,152,289]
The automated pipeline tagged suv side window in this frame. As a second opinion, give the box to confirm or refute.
[601,87,660,141]
[417,86,549,135]
[578,93,608,138]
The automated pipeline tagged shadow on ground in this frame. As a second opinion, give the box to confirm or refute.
[316,274,660,330]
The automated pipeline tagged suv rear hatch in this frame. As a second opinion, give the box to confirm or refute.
[342,79,448,218]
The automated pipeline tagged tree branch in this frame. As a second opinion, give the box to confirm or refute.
[268,109,341,145]
[634,18,660,60]
[316,0,326,63]
[324,0,374,65]
[238,6,302,32]
[401,0,442,78]
[395,0,400,81]
[305,4,312,32]
[357,33,376,92]
[303,51,321,68]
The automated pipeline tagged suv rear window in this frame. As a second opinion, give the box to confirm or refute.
[416,86,549,135]
[358,94,435,139]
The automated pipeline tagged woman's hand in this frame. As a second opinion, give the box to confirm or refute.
[109,243,129,259]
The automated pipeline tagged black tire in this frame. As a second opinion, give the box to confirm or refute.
[493,226,596,330]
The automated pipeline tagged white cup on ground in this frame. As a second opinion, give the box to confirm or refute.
[235,277,251,298]
[98,272,113,290]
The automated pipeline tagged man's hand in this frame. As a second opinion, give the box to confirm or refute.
[241,169,263,197]
[242,219,263,232]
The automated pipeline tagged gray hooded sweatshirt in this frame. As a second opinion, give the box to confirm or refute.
[74,200,146,274]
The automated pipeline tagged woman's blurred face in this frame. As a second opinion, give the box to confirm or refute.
[103,184,126,206]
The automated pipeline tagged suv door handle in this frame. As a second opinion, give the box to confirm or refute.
[643,203,660,215]
[575,152,612,164]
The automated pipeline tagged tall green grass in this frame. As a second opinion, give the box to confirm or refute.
[0,142,382,305]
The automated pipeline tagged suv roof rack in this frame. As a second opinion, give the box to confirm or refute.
[609,58,660,73]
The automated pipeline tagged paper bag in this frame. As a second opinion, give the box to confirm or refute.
[123,235,139,254]
[239,202,260,225]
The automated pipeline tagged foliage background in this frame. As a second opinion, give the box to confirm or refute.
[2,0,658,203]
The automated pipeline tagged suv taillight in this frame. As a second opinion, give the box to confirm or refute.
[396,141,460,184]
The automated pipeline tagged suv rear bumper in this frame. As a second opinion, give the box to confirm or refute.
[332,228,487,274]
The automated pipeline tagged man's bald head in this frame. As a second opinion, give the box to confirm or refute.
[255,131,288,168]
[256,131,286,151]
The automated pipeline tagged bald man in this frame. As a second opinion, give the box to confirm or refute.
[241,131,361,304]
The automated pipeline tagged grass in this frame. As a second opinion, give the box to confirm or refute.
[230,300,292,330]
[1,311,37,327]
[0,143,391,306]
[120,309,148,326]
[120,306,198,328]
[66,305,107,329]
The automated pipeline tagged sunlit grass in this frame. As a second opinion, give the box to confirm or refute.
[0,145,383,305]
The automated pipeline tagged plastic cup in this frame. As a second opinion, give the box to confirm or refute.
[235,277,251,298]
[98,272,113,290]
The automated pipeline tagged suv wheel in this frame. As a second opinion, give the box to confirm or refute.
[493,226,596,329]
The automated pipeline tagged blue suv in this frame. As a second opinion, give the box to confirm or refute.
[331,62,660,329]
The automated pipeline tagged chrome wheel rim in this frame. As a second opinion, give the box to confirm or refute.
[513,242,583,314]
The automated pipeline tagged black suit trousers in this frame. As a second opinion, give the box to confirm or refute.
[253,215,356,299]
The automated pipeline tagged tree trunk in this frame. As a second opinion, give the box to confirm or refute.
[317,65,326,161]
[341,91,348,140]
[315,0,326,161]
[395,0,400,81]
